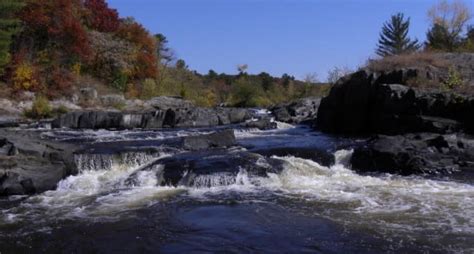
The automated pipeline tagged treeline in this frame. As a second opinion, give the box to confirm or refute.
[375,0,473,57]
[0,0,329,107]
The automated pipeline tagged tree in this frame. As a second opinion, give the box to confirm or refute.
[0,0,24,75]
[426,23,454,50]
[281,73,294,88]
[327,66,352,84]
[176,59,186,69]
[237,64,248,74]
[154,33,174,65]
[376,13,420,57]
[116,19,157,79]
[83,0,120,33]
[426,0,472,51]
[19,0,91,64]
[258,72,273,91]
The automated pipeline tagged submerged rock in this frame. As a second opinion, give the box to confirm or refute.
[127,150,286,187]
[182,129,236,150]
[351,133,474,175]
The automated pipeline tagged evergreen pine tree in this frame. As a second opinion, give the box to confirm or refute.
[426,23,456,51]
[0,0,24,76]
[376,13,420,57]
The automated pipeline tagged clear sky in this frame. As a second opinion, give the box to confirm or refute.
[107,0,470,80]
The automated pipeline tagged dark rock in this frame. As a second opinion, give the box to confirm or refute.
[0,129,79,196]
[53,107,252,130]
[127,150,286,187]
[182,129,236,150]
[351,133,474,175]
[252,147,335,167]
[271,97,321,124]
[316,70,474,135]
[0,138,18,156]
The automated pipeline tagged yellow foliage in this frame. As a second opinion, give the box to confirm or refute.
[13,63,38,91]
[71,63,81,76]
[24,95,52,119]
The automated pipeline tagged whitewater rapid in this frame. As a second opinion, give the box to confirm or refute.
[1,125,473,252]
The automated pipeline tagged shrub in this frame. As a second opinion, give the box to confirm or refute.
[443,66,464,90]
[12,63,40,92]
[24,95,52,119]
[141,78,158,99]
[112,71,128,91]
[366,52,449,72]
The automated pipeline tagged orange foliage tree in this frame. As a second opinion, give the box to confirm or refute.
[116,20,158,80]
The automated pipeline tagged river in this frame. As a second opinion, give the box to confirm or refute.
[0,123,473,253]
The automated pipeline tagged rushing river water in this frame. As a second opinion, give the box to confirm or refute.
[0,123,473,253]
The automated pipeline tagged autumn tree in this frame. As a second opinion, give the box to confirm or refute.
[376,13,420,57]
[426,0,472,51]
[19,0,91,64]
[83,0,120,33]
[116,19,157,79]
[0,0,24,76]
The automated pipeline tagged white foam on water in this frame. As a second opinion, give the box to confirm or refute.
[233,121,296,138]
[261,150,474,235]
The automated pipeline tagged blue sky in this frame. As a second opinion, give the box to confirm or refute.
[107,0,468,80]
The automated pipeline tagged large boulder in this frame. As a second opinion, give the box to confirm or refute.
[271,97,321,124]
[351,133,474,175]
[0,130,79,195]
[316,70,474,135]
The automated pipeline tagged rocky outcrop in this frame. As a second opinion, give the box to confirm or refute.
[351,133,474,175]
[316,70,474,135]
[271,97,321,124]
[0,129,79,195]
[52,107,252,130]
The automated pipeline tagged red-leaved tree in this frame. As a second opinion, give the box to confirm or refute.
[83,0,120,33]
[19,0,91,63]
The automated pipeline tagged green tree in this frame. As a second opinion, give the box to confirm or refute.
[0,0,24,76]
[426,0,472,51]
[376,13,420,57]
[426,23,455,51]
[258,72,273,91]
[176,59,187,69]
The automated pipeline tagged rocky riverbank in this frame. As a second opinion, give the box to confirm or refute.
[315,68,474,176]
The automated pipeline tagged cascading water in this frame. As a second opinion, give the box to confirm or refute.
[0,126,473,253]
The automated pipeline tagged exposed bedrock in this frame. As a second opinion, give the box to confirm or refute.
[52,107,253,130]
[351,133,474,176]
[316,69,474,135]
[0,129,78,195]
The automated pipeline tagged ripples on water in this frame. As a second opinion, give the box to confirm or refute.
[0,124,473,253]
